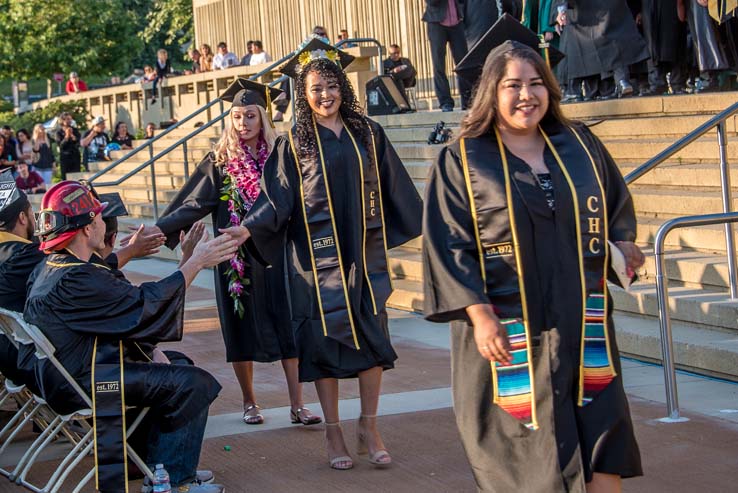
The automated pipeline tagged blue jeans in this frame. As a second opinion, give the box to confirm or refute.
[145,406,209,486]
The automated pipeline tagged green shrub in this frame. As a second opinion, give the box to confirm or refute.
[0,100,89,132]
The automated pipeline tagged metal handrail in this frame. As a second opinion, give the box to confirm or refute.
[336,37,384,77]
[621,100,738,423]
[652,212,738,422]
[624,100,738,185]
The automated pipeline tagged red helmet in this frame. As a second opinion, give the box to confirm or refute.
[37,181,107,251]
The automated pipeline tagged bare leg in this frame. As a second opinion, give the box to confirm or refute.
[233,361,262,424]
[281,358,302,409]
[315,378,351,469]
[357,366,391,465]
[586,473,622,493]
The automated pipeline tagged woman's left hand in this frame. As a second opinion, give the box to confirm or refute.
[615,241,645,276]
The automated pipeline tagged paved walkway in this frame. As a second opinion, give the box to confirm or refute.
[1,258,737,492]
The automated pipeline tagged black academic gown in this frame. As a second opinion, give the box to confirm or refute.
[556,0,649,79]
[463,0,521,49]
[24,253,220,427]
[640,0,687,65]
[244,121,423,382]
[0,232,45,395]
[423,122,642,492]
[156,153,295,363]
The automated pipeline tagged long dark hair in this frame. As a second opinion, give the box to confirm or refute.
[457,42,570,141]
[293,58,371,163]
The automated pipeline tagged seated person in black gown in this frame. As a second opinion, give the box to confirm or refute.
[0,169,44,395]
[24,180,237,493]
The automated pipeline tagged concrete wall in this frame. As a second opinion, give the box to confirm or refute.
[192,0,459,101]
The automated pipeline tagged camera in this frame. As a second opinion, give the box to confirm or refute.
[427,121,452,145]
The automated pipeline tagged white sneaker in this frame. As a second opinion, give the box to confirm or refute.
[141,470,215,493]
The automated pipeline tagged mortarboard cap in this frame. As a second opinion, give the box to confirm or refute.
[98,192,128,218]
[279,37,355,79]
[220,78,283,109]
[455,14,565,86]
[0,169,28,228]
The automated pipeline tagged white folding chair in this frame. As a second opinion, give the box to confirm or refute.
[0,308,153,492]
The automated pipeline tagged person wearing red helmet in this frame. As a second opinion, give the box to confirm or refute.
[25,180,237,493]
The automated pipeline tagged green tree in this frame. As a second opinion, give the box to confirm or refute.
[0,0,142,80]
[142,0,194,47]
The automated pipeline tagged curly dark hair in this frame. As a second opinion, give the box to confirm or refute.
[293,58,372,165]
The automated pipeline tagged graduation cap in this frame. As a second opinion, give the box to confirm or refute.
[220,78,284,127]
[98,193,128,218]
[279,37,355,79]
[455,13,565,86]
[0,169,28,228]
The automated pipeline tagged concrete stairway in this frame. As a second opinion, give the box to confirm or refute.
[53,91,738,380]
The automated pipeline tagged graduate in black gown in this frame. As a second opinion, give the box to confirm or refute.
[137,79,322,427]
[222,39,423,470]
[423,39,644,492]
[0,170,44,394]
[25,180,235,491]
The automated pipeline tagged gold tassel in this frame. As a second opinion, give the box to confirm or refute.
[266,88,275,128]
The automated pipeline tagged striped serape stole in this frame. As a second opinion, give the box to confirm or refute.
[581,293,616,405]
[491,319,537,429]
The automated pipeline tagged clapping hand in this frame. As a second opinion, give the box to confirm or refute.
[126,224,166,258]
[218,225,251,246]
[179,221,206,265]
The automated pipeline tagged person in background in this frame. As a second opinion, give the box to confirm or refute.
[200,43,214,72]
[141,65,157,83]
[14,161,46,194]
[15,129,33,163]
[65,72,88,94]
[1,126,19,165]
[187,48,202,74]
[383,43,418,95]
[248,40,272,65]
[151,49,172,105]
[312,25,331,44]
[213,41,240,70]
[422,0,472,112]
[144,122,157,139]
[241,40,254,66]
[31,124,56,187]
[55,112,82,180]
[81,115,110,166]
[111,121,134,150]
[0,136,10,174]
[337,28,356,47]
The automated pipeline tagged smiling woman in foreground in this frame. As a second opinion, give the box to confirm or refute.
[422,37,645,492]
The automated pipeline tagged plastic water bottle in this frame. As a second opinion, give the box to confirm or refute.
[152,464,171,493]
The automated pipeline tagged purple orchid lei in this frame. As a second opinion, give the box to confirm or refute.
[220,133,269,318]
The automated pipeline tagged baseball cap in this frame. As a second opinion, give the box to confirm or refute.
[91,115,105,126]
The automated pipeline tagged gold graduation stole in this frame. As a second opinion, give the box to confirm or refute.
[459,125,617,430]
[92,338,129,493]
[288,117,391,349]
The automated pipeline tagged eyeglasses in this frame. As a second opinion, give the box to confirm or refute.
[315,32,327,37]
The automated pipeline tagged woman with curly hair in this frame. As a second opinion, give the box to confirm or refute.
[132,79,322,428]
[222,39,423,470]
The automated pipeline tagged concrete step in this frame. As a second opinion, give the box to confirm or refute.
[387,277,424,313]
[588,114,738,139]
[629,186,738,217]
[613,311,738,381]
[618,162,738,190]
[602,137,738,164]
[388,247,423,282]
[612,280,737,330]
[640,248,738,290]
[86,156,205,176]
[385,125,459,144]
[636,216,738,252]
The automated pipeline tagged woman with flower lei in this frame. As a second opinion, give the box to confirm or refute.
[142,78,322,427]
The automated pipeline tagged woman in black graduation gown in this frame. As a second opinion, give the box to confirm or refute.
[137,79,322,427]
[222,39,423,470]
[423,40,644,492]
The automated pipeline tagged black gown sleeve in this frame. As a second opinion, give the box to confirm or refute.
[156,153,221,249]
[242,135,297,266]
[422,145,490,323]
[52,265,186,343]
[0,242,45,313]
[370,121,423,248]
